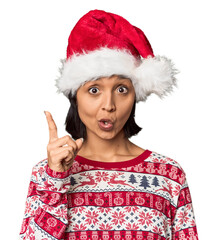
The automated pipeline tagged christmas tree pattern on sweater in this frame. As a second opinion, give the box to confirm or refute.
[19,149,199,239]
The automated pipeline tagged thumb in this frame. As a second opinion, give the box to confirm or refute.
[75,138,84,152]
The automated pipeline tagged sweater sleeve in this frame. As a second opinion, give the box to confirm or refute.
[171,174,199,239]
[19,158,72,240]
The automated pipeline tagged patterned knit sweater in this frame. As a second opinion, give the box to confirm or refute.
[19,149,199,240]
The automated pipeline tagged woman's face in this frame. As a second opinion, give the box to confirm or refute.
[76,75,136,140]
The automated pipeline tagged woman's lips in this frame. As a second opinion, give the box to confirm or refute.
[98,121,114,131]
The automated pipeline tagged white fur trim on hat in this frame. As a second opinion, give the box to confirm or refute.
[55,47,179,102]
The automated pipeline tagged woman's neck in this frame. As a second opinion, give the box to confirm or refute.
[76,132,144,162]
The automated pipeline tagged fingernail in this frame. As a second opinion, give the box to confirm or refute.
[44,111,47,116]
[80,138,84,142]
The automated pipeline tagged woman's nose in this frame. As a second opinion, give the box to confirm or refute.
[101,93,116,112]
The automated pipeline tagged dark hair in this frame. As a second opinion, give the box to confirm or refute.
[65,84,142,140]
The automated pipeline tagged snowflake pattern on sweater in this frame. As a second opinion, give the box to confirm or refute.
[19,149,199,239]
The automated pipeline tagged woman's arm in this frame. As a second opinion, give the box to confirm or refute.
[172,175,199,239]
[19,158,71,240]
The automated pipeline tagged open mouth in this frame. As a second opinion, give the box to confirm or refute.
[98,120,114,131]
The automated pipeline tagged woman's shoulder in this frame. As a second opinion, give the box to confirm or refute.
[131,142,185,172]
[145,149,187,186]
[32,157,48,170]
[148,149,186,175]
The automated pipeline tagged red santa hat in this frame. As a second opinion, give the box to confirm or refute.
[55,9,179,102]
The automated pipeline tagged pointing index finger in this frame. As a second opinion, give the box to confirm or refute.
[44,111,58,142]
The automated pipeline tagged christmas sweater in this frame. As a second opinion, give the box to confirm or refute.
[19,149,199,240]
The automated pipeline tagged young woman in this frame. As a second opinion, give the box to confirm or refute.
[19,9,199,240]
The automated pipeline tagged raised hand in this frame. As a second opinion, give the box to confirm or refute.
[44,111,83,172]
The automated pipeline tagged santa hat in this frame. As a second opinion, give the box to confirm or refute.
[55,9,179,102]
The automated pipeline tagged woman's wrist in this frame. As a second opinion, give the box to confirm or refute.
[46,163,72,179]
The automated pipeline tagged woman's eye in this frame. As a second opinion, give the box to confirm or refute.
[88,86,128,94]
[118,86,128,94]
[88,87,99,94]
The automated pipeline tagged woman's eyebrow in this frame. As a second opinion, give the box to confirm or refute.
[93,77,131,84]
[87,81,130,87]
